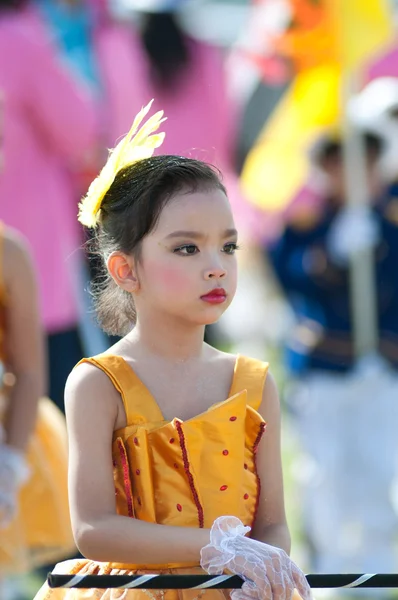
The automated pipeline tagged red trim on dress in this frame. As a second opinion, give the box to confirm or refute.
[116,438,134,518]
[251,421,266,528]
[175,421,204,528]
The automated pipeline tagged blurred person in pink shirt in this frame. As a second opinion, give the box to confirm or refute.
[0,0,98,411]
[92,0,263,244]
[99,1,234,163]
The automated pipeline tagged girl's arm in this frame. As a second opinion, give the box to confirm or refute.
[200,372,311,600]
[66,363,210,564]
[3,229,45,451]
[251,372,291,554]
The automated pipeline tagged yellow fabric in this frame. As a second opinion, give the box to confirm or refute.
[34,353,269,599]
[242,62,341,211]
[241,0,393,212]
[329,0,392,71]
[0,224,76,575]
[0,398,76,575]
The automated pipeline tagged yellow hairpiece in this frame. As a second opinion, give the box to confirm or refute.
[78,99,166,228]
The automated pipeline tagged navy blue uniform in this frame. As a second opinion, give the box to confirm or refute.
[268,191,398,374]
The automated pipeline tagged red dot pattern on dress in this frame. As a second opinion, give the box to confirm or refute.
[220,485,228,491]
[116,439,134,518]
[229,416,237,422]
[244,493,249,500]
[137,497,142,506]
[133,437,139,446]
[135,469,140,476]
[244,463,248,470]
[169,438,175,444]
[112,459,117,468]
[174,463,179,469]
[222,450,229,456]
[177,504,182,512]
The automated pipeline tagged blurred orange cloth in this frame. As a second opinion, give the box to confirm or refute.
[241,0,392,212]
[33,353,273,599]
[270,0,392,72]
[0,397,76,575]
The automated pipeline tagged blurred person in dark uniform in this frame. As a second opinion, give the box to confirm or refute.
[268,124,398,576]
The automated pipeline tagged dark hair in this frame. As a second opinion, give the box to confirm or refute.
[141,12,190,89]
[312,131,385,166]
[90,155,226,336]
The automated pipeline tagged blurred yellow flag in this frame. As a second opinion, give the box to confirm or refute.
[331,0,392,71]
[242,0,393,212]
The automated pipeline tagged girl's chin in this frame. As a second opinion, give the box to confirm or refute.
[193,308,229,327]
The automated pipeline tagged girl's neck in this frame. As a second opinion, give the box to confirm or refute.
[126,314,206,363]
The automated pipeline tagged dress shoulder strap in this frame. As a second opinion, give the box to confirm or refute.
[229,355,269,411]
[78,354,164,425]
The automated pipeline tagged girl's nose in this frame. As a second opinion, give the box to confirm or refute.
[204,266,226,280]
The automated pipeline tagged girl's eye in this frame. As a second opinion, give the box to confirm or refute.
[223,242,239,255]
[173,244,199,255]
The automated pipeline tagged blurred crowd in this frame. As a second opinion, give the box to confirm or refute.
[3,0,398,598]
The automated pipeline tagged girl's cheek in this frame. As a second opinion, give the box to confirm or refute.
[146,260,193,291]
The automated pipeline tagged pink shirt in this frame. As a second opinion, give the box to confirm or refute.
[96,26,234,167]
[0,6,97,333]
[366,45,398,80]
[94,24,265,242]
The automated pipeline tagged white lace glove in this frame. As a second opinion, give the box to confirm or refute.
[200,516,311,600]
[327,206,380,266]
[0,443,30,528]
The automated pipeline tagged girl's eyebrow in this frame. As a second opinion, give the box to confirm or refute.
[165,228,238,240]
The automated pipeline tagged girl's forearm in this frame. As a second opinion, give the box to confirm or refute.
[4,374,40,452]
[253,523,291,555]
[76,515,211,564]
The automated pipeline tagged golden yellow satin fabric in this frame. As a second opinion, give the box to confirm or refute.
[0,223,75,575]
[34,353,270,599]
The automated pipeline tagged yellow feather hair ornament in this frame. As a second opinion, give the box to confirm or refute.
[78,99,166,228]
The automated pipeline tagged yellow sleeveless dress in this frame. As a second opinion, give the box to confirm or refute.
[34,353,270,600]
[0,224,76,575]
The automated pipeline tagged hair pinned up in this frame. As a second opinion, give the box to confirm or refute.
[79,100,166,228]
[89,156,227,336]
[81,100,227,335]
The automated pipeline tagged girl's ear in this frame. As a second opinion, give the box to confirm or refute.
[107,252,140,293]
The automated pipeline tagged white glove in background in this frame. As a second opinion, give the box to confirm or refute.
[201,516,311,600]
[0,443,30,528]
[326,206,380,266]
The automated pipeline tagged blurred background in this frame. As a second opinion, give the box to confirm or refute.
[2,0,398,598]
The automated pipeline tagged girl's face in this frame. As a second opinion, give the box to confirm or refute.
[134,187,238,326]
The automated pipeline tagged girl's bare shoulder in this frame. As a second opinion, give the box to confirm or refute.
[65,360,121,425]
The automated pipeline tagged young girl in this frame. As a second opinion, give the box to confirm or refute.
[0,224,76,576]
[34,101,311,600]
[0,87,76,580]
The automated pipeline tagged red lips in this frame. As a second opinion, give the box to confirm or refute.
[200,288,227,304]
